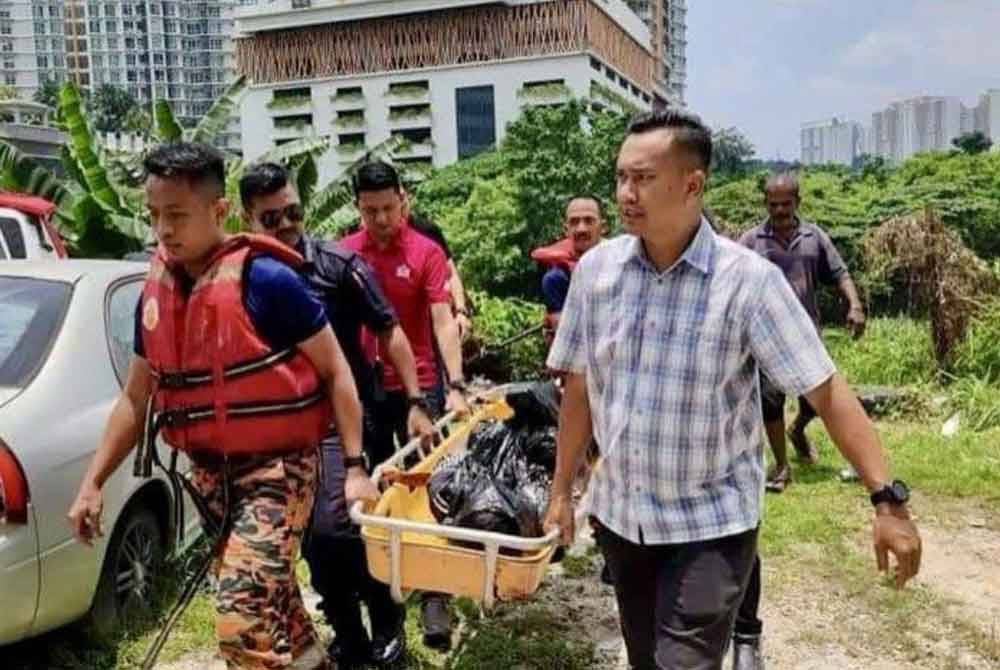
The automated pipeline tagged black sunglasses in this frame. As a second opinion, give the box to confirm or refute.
[259,203,304,230]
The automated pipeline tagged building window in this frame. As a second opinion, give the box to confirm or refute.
[455,85,496,159]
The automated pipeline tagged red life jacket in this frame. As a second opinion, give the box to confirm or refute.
[530,237,578,273]
[141,234,332,457]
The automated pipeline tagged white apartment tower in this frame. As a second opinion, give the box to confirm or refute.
[0,1,238,144]
[234,0,669,182]
[800,117,862,166]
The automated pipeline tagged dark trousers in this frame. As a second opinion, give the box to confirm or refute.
[370,385,446,465]
[304,417,404,646]
[302,533,402,643]
[734,555,763,640]
[595,521,759,670]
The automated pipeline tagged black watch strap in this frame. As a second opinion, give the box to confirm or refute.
[448,379,468,393]
[343,456,367,470]
[870,479,910,507]
[407,394,431,412]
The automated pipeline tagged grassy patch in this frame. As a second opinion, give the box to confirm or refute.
[824,318,938,387]
[446,605,595,670]
[560,552,596,580]
[6,545,218,670]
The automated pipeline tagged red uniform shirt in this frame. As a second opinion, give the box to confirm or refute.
[341,222,451,391]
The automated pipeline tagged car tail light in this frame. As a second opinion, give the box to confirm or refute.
[0,438,29,524]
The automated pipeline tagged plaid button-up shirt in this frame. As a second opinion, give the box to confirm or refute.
[548,220,836,544]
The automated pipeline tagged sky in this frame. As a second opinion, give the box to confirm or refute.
[686,0,1000,160]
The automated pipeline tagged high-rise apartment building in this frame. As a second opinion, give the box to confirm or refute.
[0,1,238,145]
[234,0,672,182]
[623,0,687,107]
[800,117,862,166]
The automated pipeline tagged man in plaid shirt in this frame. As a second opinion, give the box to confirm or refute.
[543,111,922,670]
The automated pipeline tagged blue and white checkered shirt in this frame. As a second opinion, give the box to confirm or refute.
[548,219,836,545]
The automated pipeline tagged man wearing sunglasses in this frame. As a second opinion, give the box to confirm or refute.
[240,162,435,670]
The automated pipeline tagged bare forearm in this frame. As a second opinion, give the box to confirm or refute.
[380,327,421,397]
[838,275,864,311]
[448,261,467,313]
[551,373,593,497]
[84,396,144,490]
[433,309,464,382]
[328,373,364,460]
[807,374,888,490]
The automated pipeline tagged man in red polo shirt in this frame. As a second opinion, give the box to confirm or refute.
[341,160,469,650]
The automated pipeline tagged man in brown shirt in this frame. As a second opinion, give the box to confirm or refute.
[738,174,866,492]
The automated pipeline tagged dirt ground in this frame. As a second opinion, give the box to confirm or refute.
[155,517,1000,670]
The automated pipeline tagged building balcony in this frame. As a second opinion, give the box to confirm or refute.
[518,81,572,106]
[385,81,430,103]
[334,141,366,160]
[331,89,366,110]
[332,111,367,131]
[393,139,434,159]
[387,104,432,129]
[271,119,315,140]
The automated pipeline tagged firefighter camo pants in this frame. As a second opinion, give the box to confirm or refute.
[190,450,328,670]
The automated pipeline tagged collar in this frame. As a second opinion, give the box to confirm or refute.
[296,235,317,269]
[760,216,812,239]
[624,216,715,276]
[360,220,408,252]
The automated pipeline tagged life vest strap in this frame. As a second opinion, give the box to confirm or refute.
[153,348,296,389]
[155,391,327,429]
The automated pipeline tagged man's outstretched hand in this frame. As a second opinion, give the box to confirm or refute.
[873,505,922,589]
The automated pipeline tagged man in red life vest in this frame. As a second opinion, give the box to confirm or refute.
[67,142,376,670]
[531,195,607,345]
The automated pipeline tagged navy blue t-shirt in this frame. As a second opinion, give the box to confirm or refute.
[134,255,327,357]
[541,266,572,313]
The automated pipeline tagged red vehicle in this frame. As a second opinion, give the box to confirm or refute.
[0,192,68,260]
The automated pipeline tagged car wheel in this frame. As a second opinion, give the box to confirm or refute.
[89,506,164,634]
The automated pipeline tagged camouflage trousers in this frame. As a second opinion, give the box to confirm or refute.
[190,450,330,670]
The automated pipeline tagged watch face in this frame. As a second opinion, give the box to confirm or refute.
[891,480,910,502]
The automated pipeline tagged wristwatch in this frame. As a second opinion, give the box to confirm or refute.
[870,479,910,507]
[448,379,468,393]
[407,394,431,413]
[343,456,367,471]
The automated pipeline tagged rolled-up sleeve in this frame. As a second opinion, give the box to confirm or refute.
[748,264,836,396]
[546,268,587,373]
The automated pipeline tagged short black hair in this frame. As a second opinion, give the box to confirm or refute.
[565,194,606,221]
[352,161,401,199]
[626,110,713,172]
[239,162,290,211]
[143,141,226,197]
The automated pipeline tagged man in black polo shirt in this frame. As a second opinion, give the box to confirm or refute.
[240,163,435,670]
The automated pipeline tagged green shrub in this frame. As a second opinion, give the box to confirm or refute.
[823,317,937,387]
[952,299,1000,383]
[467,290,545,382]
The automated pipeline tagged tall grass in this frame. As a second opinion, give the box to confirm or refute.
[823,317,937,387]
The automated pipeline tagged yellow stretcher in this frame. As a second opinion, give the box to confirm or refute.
[349,389,560,611]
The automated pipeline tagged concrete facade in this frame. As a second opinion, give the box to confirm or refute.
[235,0,658,181]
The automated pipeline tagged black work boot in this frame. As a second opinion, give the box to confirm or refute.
[732,634,765,670]
[327,632,371,670]
[420,593,453,650]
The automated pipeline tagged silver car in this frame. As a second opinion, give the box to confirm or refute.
[0,260,200,645]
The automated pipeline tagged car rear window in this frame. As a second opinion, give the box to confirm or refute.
[0,277,71,388]
[0,218,26,259]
